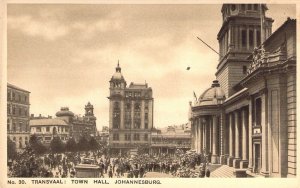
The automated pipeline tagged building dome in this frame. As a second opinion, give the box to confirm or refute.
[56,107,75,117]
[112,72,124,80]
[111,61,124,80]
[197,80,225,106]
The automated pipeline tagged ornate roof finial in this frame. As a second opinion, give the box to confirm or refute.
[116,60,121,72]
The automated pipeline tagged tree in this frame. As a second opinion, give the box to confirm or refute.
[29,134,47,155]
[7,137,17,160]
[77,136,89,151]
[89,137,99,151]
[65,137,77,152]
[50,136,65,153]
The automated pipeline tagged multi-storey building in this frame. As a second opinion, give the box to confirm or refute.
[55,102,97,141]
[108,63,154,155]
[190,4,296,177]
[151,124,191,155]
[7,83,30,151]
[30,118,70,145]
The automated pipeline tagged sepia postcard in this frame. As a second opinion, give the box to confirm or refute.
[0,0,299,188]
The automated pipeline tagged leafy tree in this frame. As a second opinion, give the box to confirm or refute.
[65,137,77,152]
[7,137,17,160]
[89,137,99,151]
[29,134,47,155]
[50,136,65,153]
[77,136,89,151]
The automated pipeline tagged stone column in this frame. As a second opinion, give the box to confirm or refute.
[195,119,198,153]
[212,115,218,164]
[199,118,203,154]
[233,110,241,168]
[240,107,249,169]
[203,120,206,153]
[246,26,250,50]
[227,113,234,167]
[261,93,269,176]
[210,117,213,153]
[242,108,248,160]
[197,118,200,153]
[248,98,253,171]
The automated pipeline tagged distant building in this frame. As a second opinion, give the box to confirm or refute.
[30,118,70,145]
[55,102,97,141]
[150,124,191,155]
[7,83,30,151]
[108,62,154,155]
[96,126,109,143]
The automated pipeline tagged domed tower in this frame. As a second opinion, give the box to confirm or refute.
[191,80,225,163]
[108,61,126,135]
[109,61,127,96]
[56,107,74,123]
[216,4,273,98]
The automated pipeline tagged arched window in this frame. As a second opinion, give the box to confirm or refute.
[134,102,141,129]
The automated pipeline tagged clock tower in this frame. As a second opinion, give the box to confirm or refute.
[216,4,273,97]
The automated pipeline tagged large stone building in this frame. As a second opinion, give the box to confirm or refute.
[108,63,154,155]
[7,83,30,151]
[190,4,296,177]
[151,124,191,155]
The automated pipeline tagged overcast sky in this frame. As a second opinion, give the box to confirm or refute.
[7,4,295,130]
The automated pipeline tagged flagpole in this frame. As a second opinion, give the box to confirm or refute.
[260,4,264,45]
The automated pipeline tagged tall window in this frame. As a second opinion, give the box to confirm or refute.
[7,119,10,131]
[19,121,23,132]
[113,102,120,129]
[26,122,29,132]
[125,134,131,141]
[255,98,262,126]
[13,123,16,132]
[145,113,148,120]
[254,4,258,11]
[144,134,148,141]
[249,30,254,47]
[134,102,141,129]
[7,91,11,101]
[256,30,261,46]
[125,102,131,129]
[12,106,15,115]
[145,123,148,129]
[241,29,247,47]
[134,134,140,141]
[113,133,119,141]
[7,104,10,115]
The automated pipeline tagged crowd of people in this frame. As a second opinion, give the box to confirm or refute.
[8,147,211,178]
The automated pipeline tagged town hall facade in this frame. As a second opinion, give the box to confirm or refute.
[190,4,296,177]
